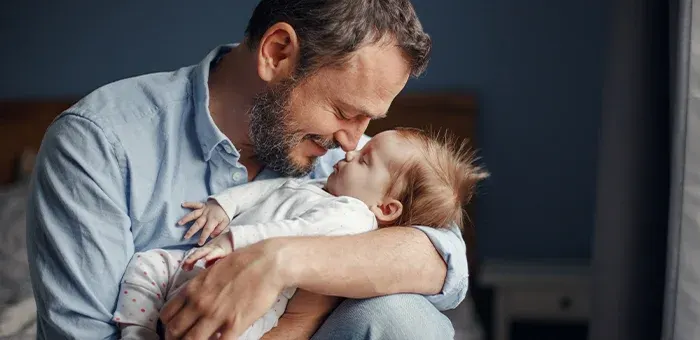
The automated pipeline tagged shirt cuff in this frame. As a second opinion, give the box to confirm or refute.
[411,223,469,311]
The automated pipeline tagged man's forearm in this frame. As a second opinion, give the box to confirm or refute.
[261,290,341,340]
[276,227,446,298]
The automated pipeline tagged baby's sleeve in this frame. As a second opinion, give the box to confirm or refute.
[209,178,289,220]
[231,197,377,249]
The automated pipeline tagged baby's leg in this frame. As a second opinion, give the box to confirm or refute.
[236,288,295,340]
[113,249,182,339]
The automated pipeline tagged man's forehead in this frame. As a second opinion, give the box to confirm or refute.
[346,48,409,93]
[328,43,409,104]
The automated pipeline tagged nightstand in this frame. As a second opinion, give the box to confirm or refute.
[478,260,591,340]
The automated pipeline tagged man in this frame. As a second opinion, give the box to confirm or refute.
[26,0,469,339]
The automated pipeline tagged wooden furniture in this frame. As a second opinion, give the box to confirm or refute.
[479,260,591,340]
[0,100,75,185]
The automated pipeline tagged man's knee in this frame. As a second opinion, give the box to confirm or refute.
[312,294,454,340]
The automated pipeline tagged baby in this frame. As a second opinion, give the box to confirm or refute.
[112,128,488,339]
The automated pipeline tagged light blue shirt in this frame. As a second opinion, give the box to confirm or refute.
[26,44,469,339]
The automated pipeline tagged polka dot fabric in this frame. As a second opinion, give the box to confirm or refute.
[112,248,291,339]
[112,249,191,334]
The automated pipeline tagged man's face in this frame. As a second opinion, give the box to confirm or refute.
[248,41,411,177]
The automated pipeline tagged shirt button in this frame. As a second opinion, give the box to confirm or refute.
[223,144,233,153]
[232,172,244,182]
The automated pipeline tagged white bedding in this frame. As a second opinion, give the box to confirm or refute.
[0,179,36,339]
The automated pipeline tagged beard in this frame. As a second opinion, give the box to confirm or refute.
[248,78,340,177]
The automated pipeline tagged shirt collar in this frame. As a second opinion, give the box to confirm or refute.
[191,44,240,161]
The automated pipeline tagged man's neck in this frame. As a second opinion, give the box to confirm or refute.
[208,45,266,179]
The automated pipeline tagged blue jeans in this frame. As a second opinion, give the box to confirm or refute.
[311,294,455,339]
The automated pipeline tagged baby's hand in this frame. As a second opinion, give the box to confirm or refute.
[179,200,231,246]
[181,232,234,271]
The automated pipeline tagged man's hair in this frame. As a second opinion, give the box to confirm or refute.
[387,128,489,229]
[244,0,431,79]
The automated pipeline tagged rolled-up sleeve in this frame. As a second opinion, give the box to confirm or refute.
[26,114,133,339]
[412,223,468,311]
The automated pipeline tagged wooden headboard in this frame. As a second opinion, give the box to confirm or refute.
[365,93,476,139]
[0,100,75,185]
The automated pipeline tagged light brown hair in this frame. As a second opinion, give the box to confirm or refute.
[386,127,489,229]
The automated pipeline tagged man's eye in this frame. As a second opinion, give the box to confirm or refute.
[335,108,349,120]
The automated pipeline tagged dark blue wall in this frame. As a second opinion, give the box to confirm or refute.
[0,0,608,261]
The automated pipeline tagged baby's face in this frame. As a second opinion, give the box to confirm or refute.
[326,130,413,206]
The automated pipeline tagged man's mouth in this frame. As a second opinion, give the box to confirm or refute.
[306,135,340,150]
[309,140,329,156]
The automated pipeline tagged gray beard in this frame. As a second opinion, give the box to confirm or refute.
[248,79,339,177]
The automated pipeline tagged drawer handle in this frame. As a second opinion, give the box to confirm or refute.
[558,296,573,310]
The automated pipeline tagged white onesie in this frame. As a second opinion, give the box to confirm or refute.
[113,178,378,339]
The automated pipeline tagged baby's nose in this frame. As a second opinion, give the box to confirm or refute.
[345,151,359,162]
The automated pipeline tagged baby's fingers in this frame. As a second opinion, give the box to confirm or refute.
[184,216,208,240]
[203,248,227,268]
[198,219,221,246]
[178,208,204,226]
[210,223,229,238]
[204,248,226,263]
[182,248,211,271]
[181,201,205,209]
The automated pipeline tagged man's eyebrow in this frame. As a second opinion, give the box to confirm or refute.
[355,105,387,120]
[341,100,387,120]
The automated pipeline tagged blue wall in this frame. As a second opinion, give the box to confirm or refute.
[0,0,608,261]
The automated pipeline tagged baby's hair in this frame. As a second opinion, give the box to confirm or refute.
[386,127,489,229]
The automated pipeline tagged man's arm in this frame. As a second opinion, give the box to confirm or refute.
[27,114,133,339]
[260,290,341,340]
[279,226,460,301]
[160,225,467,339]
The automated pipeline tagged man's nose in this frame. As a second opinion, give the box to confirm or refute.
[335,118,371,152]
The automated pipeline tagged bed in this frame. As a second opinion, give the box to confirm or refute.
[0,92,481,338]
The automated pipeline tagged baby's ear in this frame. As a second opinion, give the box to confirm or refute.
[370,199,403,226]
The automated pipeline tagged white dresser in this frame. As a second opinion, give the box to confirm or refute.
[478,260,591,340]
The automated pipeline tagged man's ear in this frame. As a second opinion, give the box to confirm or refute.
[256,22,300,83]
[370,199,403,226]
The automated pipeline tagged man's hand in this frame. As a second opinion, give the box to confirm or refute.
[160,227,448,339]
[261,290,342,340]
[160,239,288,339]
